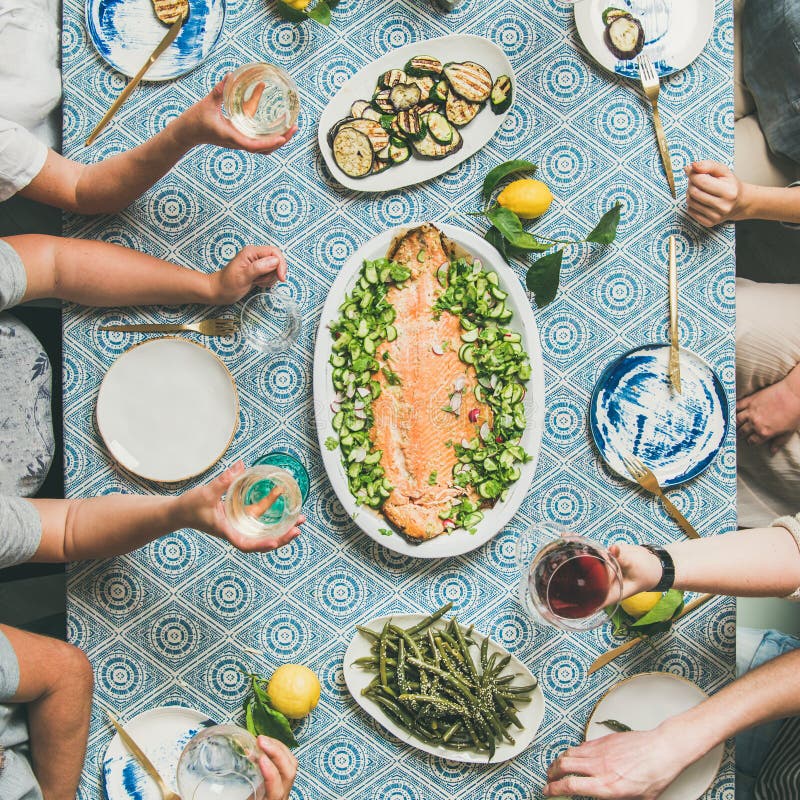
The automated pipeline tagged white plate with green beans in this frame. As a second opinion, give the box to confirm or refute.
[313,223,545,559]
[344,607,545,763]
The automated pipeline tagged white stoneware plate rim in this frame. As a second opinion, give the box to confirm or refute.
[586,672,724,800]
[344,612,545,763]
[317,34,515,192]
[85,0,226,81]
[313,223,545,559]
[95,337,239,483]
[574,0,715,79]
[103,705,213,800]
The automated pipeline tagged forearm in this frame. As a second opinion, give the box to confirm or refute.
[737,184,800,224]
[9,234,216,306]
[31,493,194,561]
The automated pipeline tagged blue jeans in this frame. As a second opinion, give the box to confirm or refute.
[735,627,800,799]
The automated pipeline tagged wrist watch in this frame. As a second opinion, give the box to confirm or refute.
[642,544,676,592]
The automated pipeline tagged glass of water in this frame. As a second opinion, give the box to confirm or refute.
[223,63,300,138]
[240,287,301,355]
[224,464,303,540]
[177,725,265,800]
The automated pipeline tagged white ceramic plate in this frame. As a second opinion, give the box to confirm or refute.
[86,0,225,81]
[344,613,545,763]
[96,338,239,482]
[103,706,214,800]
[313,224,545,559]
[586,672,724,800]
[574,0,715,79]
[318,35,515,192]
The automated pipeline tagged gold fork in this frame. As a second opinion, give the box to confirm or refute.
[100,319,238,337]
[621,454,700,539]
[667,234,681,393]
[637,52,676,198]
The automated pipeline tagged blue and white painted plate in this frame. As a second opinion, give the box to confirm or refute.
[574,0,715,79]
[103,706,214,800]
[86,0,225,81]
[590,344,728,487]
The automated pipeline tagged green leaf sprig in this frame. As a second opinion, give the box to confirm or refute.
[475,159,621,308]
[275,0,334,26]
[244,673,299,748]
[607,589,685,640]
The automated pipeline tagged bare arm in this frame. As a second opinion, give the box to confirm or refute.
[1,625,93,800]
[544,648,800,799]
[18,78,297,215]
[612,525,800,598]
[6,235,287,307]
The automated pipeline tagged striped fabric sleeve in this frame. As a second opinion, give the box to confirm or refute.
[771,514,800,600]
[754,716,800,800]
[782,181,800,230]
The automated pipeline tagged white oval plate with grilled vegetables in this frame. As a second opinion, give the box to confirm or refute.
[313,224,545,559]
[318,35,515,192]
[344,613,545,764]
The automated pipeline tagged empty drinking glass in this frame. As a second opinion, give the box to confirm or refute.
[223,63,300,138]
[240,287,301,355]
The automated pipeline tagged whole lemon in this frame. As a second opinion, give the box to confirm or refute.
[620,591,663,619]
[267,664,321,719]
[284,0,311,8]
[497,179,553,219]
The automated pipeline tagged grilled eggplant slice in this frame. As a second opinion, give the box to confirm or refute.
[417,102,439,115]
[423,111,453,144]
[360,107,382,122]
[381,68,408,88]
[445,91,482,127]
[490,75,513,114]
[443,61,492,103]
[431,78,450,103]
[327,117,357,148]
[350,99,372,118]
[372,89,395,113]
[371,158,392,174]
[411,126,463,159]
[390,82,422,111]
[396,108,426,140]
[405,55,443,78]
[409,76,435,101]
[604,13,644,59]
[342,118,390,152]
[333,127,373,178]
[389,138,411,164]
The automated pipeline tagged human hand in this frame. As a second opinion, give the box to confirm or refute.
[176,75,298,155]
[607,543,663,600]
[543,726,691,799]
[255,736,298,800]
[737,376,800,453]
[209,246,288,305]
[175,462,304,552]
[684,161,752,227]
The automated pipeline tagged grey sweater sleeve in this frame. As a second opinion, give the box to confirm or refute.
[0,240,26,311]
[0,496,41,569]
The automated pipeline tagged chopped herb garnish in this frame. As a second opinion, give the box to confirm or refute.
[382,366,402,386]
[428,471,438,485]
[324,436,338,451]
[378,527,393,536]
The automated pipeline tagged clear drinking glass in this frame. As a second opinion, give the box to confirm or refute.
[517,524,623,631]
[222,63,300,138]
[240,288,301,355]
[177,725,265,800]
[223,464,303,539]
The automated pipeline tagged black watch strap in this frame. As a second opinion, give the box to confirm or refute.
[642,545,675,592]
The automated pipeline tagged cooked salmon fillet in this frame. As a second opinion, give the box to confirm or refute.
[371,224,490,541]
[152,0,188,24]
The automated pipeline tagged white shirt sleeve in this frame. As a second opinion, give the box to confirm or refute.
[0,117,48,202]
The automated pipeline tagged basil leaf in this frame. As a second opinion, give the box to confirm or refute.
[275,0,307,21]
[486,206,549,251]
[482,159,537,205]
[598,719,632,733]
[606,605,630,637]
[484,225,509,261]
[525,249,564,308]
[631,589,684,628]
[586,201,622,244]
[307,1,332,24]
[247,677,299,748]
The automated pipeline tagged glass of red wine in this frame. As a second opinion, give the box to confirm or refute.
[517,525,623,631]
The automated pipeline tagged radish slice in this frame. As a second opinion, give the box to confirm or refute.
[346,384,355,399]
[357,386,371,398]
[468,408,480,423]
[451,392,462,414]
[480,422,491,441]
[354,399,365,411]
[432,343,444,355]
[453,376,466,392]
[350,448,366,463]
[461,438,471,448]
[354,409,367,420]
[331,401,341,413]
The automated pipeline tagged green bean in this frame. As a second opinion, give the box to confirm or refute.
[406,603,453,635]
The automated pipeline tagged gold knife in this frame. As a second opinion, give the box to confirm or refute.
[85,13,186,146]
[107,712,181,800]
[668,234,681,393]
[588,593,714,675]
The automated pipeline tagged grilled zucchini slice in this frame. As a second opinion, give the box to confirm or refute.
[423,111,452,144]
[409,76,434,101]
[371,158,392,174]
[405,55,443,78]
[417,102,439,115]
[490,75,513,114]
[380,68,408,88]
[389,138,411,164]
[411,126,462,159]
[372,89,395,113]
[443,61,492,103]
[342,118,390,152]
[396,108,426,140]
[350,100,372,118]
[445,91,482,127]
[333,127,373,178]
[431,79,450,103]
[390,82,422,111]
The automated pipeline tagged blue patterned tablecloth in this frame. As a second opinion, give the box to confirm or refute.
[62,1,737,797]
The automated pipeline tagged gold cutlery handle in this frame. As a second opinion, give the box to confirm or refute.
[651,104,676,198]
[657,491,700,539]
[668,234,681,393]
[100,324,188,333]
[107,712,172,799]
